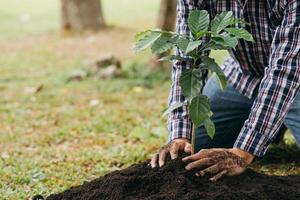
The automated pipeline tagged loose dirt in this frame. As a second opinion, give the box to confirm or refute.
[42,154,300,200]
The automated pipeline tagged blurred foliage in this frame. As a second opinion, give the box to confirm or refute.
[123,61,171,88]
[0,0,160,39]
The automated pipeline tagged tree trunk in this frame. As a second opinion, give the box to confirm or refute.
[61,0,106,33]
[149,0,177,69]
[157,0,177,32]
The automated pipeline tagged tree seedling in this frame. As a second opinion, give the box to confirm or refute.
[134,10,254,154]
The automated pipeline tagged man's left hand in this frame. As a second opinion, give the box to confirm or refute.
[182,148,254,181]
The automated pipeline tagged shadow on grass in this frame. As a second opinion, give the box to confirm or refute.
[256,143,300,165]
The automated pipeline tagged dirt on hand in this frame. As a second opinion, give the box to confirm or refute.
[42,153,300,200]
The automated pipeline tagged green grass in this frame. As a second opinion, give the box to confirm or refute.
[0,1,299,199]
[0,1,164,199]
[0,51,169,199]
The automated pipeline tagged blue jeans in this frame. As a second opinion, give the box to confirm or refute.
[195,74,300,152]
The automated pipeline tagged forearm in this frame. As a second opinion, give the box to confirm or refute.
[234,69,300,156]
[234,4,300,156]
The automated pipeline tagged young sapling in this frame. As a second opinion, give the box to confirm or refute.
[134,10,254,154]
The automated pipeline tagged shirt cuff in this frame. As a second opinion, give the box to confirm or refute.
[233,126,273,157]
[167,118,192,143]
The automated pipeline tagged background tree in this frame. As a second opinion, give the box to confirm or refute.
[61,0,106,33]
[149,0,177,69]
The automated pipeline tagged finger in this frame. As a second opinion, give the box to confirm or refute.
[170,143,179,160]
[184,143,192,154]
[159,150,168,167]
[182,149,210,162]
[210,170,228,181]
[227,166,246,176]
[196,163,221,176]
[182,153,201,162]
[150,154,159,168]
[185,158,214,171]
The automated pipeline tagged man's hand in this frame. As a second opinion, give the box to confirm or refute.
[183,148,254,181]
[150,138,191,168]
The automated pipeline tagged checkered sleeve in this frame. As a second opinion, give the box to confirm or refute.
[234,0,300,157]
[167,0,207,143]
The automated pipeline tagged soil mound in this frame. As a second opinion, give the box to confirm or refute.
[43,154,300,200]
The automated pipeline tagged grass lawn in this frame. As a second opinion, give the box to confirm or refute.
[0,1,299,199]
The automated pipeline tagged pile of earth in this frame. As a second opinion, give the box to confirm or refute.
[35,153,300,200]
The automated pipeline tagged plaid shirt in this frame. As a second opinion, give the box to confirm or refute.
[168,0,300,157]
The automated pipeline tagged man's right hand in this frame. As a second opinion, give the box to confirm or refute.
[150,138,191,168]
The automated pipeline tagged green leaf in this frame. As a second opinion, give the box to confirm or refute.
[180,68,203,101]
[207,43,232,50]
[135,29,175,40]
[230,18,249,26]
[135,30,149,40]
[188,10,210,38]
[185,40,202,54]
[203,118,215,139]
[222,35,239,48]
[175,36,190,52]
[162,102,185,118]
[211,11,234,33]
[200,56,227,91]
[158,55,191,62]
[134,31,162,52]
[196,30,210,39]
[225,28,254,42]
[211,34,239,48]
[202,40,230,50]
[135,30,151,40]
[151,33,175,54]
[189,95,213,127]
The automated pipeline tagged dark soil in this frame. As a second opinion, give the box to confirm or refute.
[42,154,300,200]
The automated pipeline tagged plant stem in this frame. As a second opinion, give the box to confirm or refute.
[191,123,195,155]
